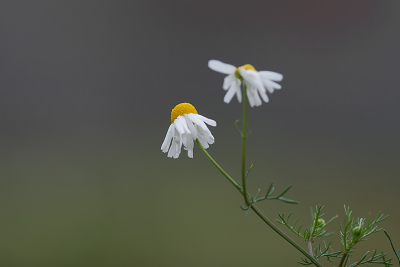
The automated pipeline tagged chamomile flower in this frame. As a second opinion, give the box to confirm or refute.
[208,60,283,107]
[161,103,216,159]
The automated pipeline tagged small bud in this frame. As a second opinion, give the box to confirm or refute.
[352,226,362,238]
[316,218,326,229]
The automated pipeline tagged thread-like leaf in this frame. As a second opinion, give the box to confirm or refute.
[276,185,292,198]
[384,230,400,265]
[245,163,254,178]
[265,182,274,198]
[278,197,298,204]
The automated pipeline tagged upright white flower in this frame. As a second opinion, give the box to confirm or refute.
[161,103,216,159]
[208,60,283,107]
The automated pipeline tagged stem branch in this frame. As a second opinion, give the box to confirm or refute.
[196,142,323,267]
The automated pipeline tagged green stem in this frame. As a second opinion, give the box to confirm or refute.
[251,205,323,267]
[308,238,315,258]
[241,83,250,205]
[196,141,324,267]
[338,253,348,267]
[195,139,242,194]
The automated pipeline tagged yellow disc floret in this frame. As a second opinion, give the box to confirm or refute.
[171,103,198,123]
[235,64,256,80]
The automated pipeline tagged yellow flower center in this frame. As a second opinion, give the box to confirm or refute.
[171,103,198,123]
[235,64,256,80]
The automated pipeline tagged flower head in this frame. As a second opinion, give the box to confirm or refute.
[208,60,283,107]
[161,103,216,159]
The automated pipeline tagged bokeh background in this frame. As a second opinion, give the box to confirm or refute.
[1,1,399,266]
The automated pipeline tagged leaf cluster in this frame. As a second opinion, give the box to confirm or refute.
[276,205,337,242]
[340,205,388,254]
[253,182,299,204]
[240,180,298,218]
[345,250,392,267]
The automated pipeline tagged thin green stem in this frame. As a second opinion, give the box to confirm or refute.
[308,238,315,258]
[339,253,348,267]
[251,205,324,267]
[195,139,242,194]
[196,140,324,267]
[241,83,250,205]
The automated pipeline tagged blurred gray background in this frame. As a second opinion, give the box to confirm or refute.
[1,1,399,266]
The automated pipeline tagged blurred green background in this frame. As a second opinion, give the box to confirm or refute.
[1,1,399,266]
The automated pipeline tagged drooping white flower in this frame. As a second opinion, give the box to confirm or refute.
[161,103,216,159]
[208,60,283,107]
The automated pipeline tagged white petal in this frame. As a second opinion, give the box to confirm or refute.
[241,69,264,91]
[233,80,242,102]
[258,71,283,82]
[247,87,257,107]
[184,115,198,139]
[262,79,282,93]
[161,124,174,152]
[239,69,258,86]
[181,133,191,150]
[208,60,236,74]
[197,135,209,149]
[173,119,185,135]
[258,88,270,103]
[224,86,237,103]
[188,113,208,132]
[173,150,180,159]
[197,114,217,127]
[187,149,193,158]
[247,91,255,107]
[168,138,179,158]
[177,116,191,135]
[185,138,194,150]
[198,130,214,146]
[251,89,262,107]
[223,74,236,90]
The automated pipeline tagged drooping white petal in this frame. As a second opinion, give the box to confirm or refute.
[240,69,264,92]
[198,129,214,146]
[247,87,262,107]
[173,119,185,135]
[224,86,236,103]
[233,80,242,102]
[208,60,236,74]
[258,88,270,103]
[161,124,174,152]
[168,136,179,158]
[177,116,191,135]
[223,73,236,90]
[239,69,258,87]
[246,89,256,107]
[173,149,180,159]
[197,114,217,127]
[187,149,193,158]
[261,79,282,94]
[185,139,195,151]
[258,71,283,82]
[252,89,262,107]
[184,115,198,139]
[197,134,209,149]
[204,133,215,144]
[188,113,208,132]
[167,143,175,158]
